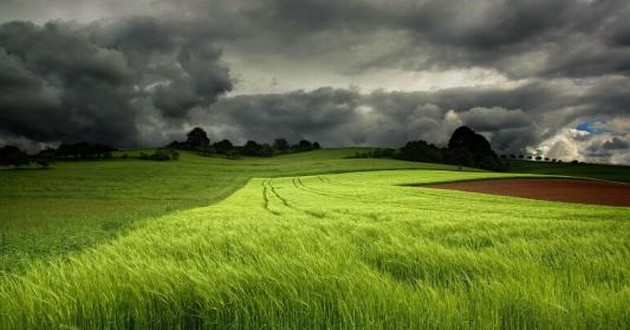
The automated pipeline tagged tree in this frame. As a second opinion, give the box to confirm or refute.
[447,126,501,170]
[260,144,274,157]
[298,140,313,150]
[242,140,262,156]
[313,142,321,149]
[398,140,443,163]
[273,138,289,152]
[34,148,56,168]
[0,145,30,167]
[56,142,115,159]
[213,139,233,154]
[186,127,210,150]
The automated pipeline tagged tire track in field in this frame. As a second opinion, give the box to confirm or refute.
[293,177,338,199]
[291,177,435,221]
[268,179,326,219]
[288,177,390,221]
[261,180,280,216]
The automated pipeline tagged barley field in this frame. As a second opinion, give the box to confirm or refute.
[1,155,628,328]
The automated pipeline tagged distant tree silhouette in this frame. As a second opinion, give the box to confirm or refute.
[213,139,233,154]
[446,126,504,171]
[34,148,56,167]
[273,138,289,152]
[0,145,30,167]
[140,149,180,161]
[297,140,313,151]
[313,142,321,149]
[398,140,443,163]
[56,142,115,159]
[260,144,274,157]
[242,140,263,156]
[186,127,210,150]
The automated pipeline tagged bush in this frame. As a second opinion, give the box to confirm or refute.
[140,149,180,161]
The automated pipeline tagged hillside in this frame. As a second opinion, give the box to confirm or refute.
[0,149,467,274]
[509,159,630,183]
[1,169,627,328]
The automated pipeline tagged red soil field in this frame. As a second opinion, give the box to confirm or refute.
[428,178,630,207]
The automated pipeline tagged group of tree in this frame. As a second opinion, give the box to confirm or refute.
[169,127,321,158]
[55,142,116,159]
[0,145,56,168]
[138,149,180,161]
[499,154,579,163]
[0,142,118,168]
[352,126,509,172]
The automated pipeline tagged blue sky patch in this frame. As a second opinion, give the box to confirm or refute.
[576,120,610,134]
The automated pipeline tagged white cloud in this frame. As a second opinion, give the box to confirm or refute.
[536,127,629,164]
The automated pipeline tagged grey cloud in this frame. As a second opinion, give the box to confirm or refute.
[0,21,137,144]
[192,87,361,145]
[0,0,629,165]
[0,18,232,145]
[603,137,629,150]
[459,107,532,131]
[4,0,630,81]
[189,77,628,162]
[399,0,572,50]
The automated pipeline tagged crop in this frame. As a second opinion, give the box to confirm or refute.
[0,149,457,274]
[1,169,627,328]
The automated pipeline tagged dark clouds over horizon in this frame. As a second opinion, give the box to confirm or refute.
[0,0,628,164]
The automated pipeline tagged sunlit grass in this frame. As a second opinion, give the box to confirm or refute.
[0,149,465,273]
[1,170,627,328]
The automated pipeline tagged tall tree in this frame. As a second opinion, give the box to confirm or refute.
[447,126,503,170]
[186,127,210,150]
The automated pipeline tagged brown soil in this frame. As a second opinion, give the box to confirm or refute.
[427,178,630,207]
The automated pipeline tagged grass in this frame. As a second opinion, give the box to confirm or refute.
[0,149,466,274]
[0,169,627,328]
[508,159,630,182]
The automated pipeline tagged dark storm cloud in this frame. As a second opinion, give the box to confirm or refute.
[227,0,630,79]
[193,76,628,161]
[190,87,361,145]
[602,137,629,150]
[0,21,136,144]
[0,0,628,164]
[398,0,571,50]
[0,18,232,145]
[385,0,630,79]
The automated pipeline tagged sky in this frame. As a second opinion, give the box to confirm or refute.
[0,0,628,164]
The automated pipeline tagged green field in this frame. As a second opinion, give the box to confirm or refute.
[0,149,466,274]
[508,159,630,182]
[0,150,628,328]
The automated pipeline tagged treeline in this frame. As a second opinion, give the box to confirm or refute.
[352,126,509,172]
[169,127,321,158]
[0,127,323,168]
[0,142,120,168]
[499,154,579,164]
[0,142,182,168]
